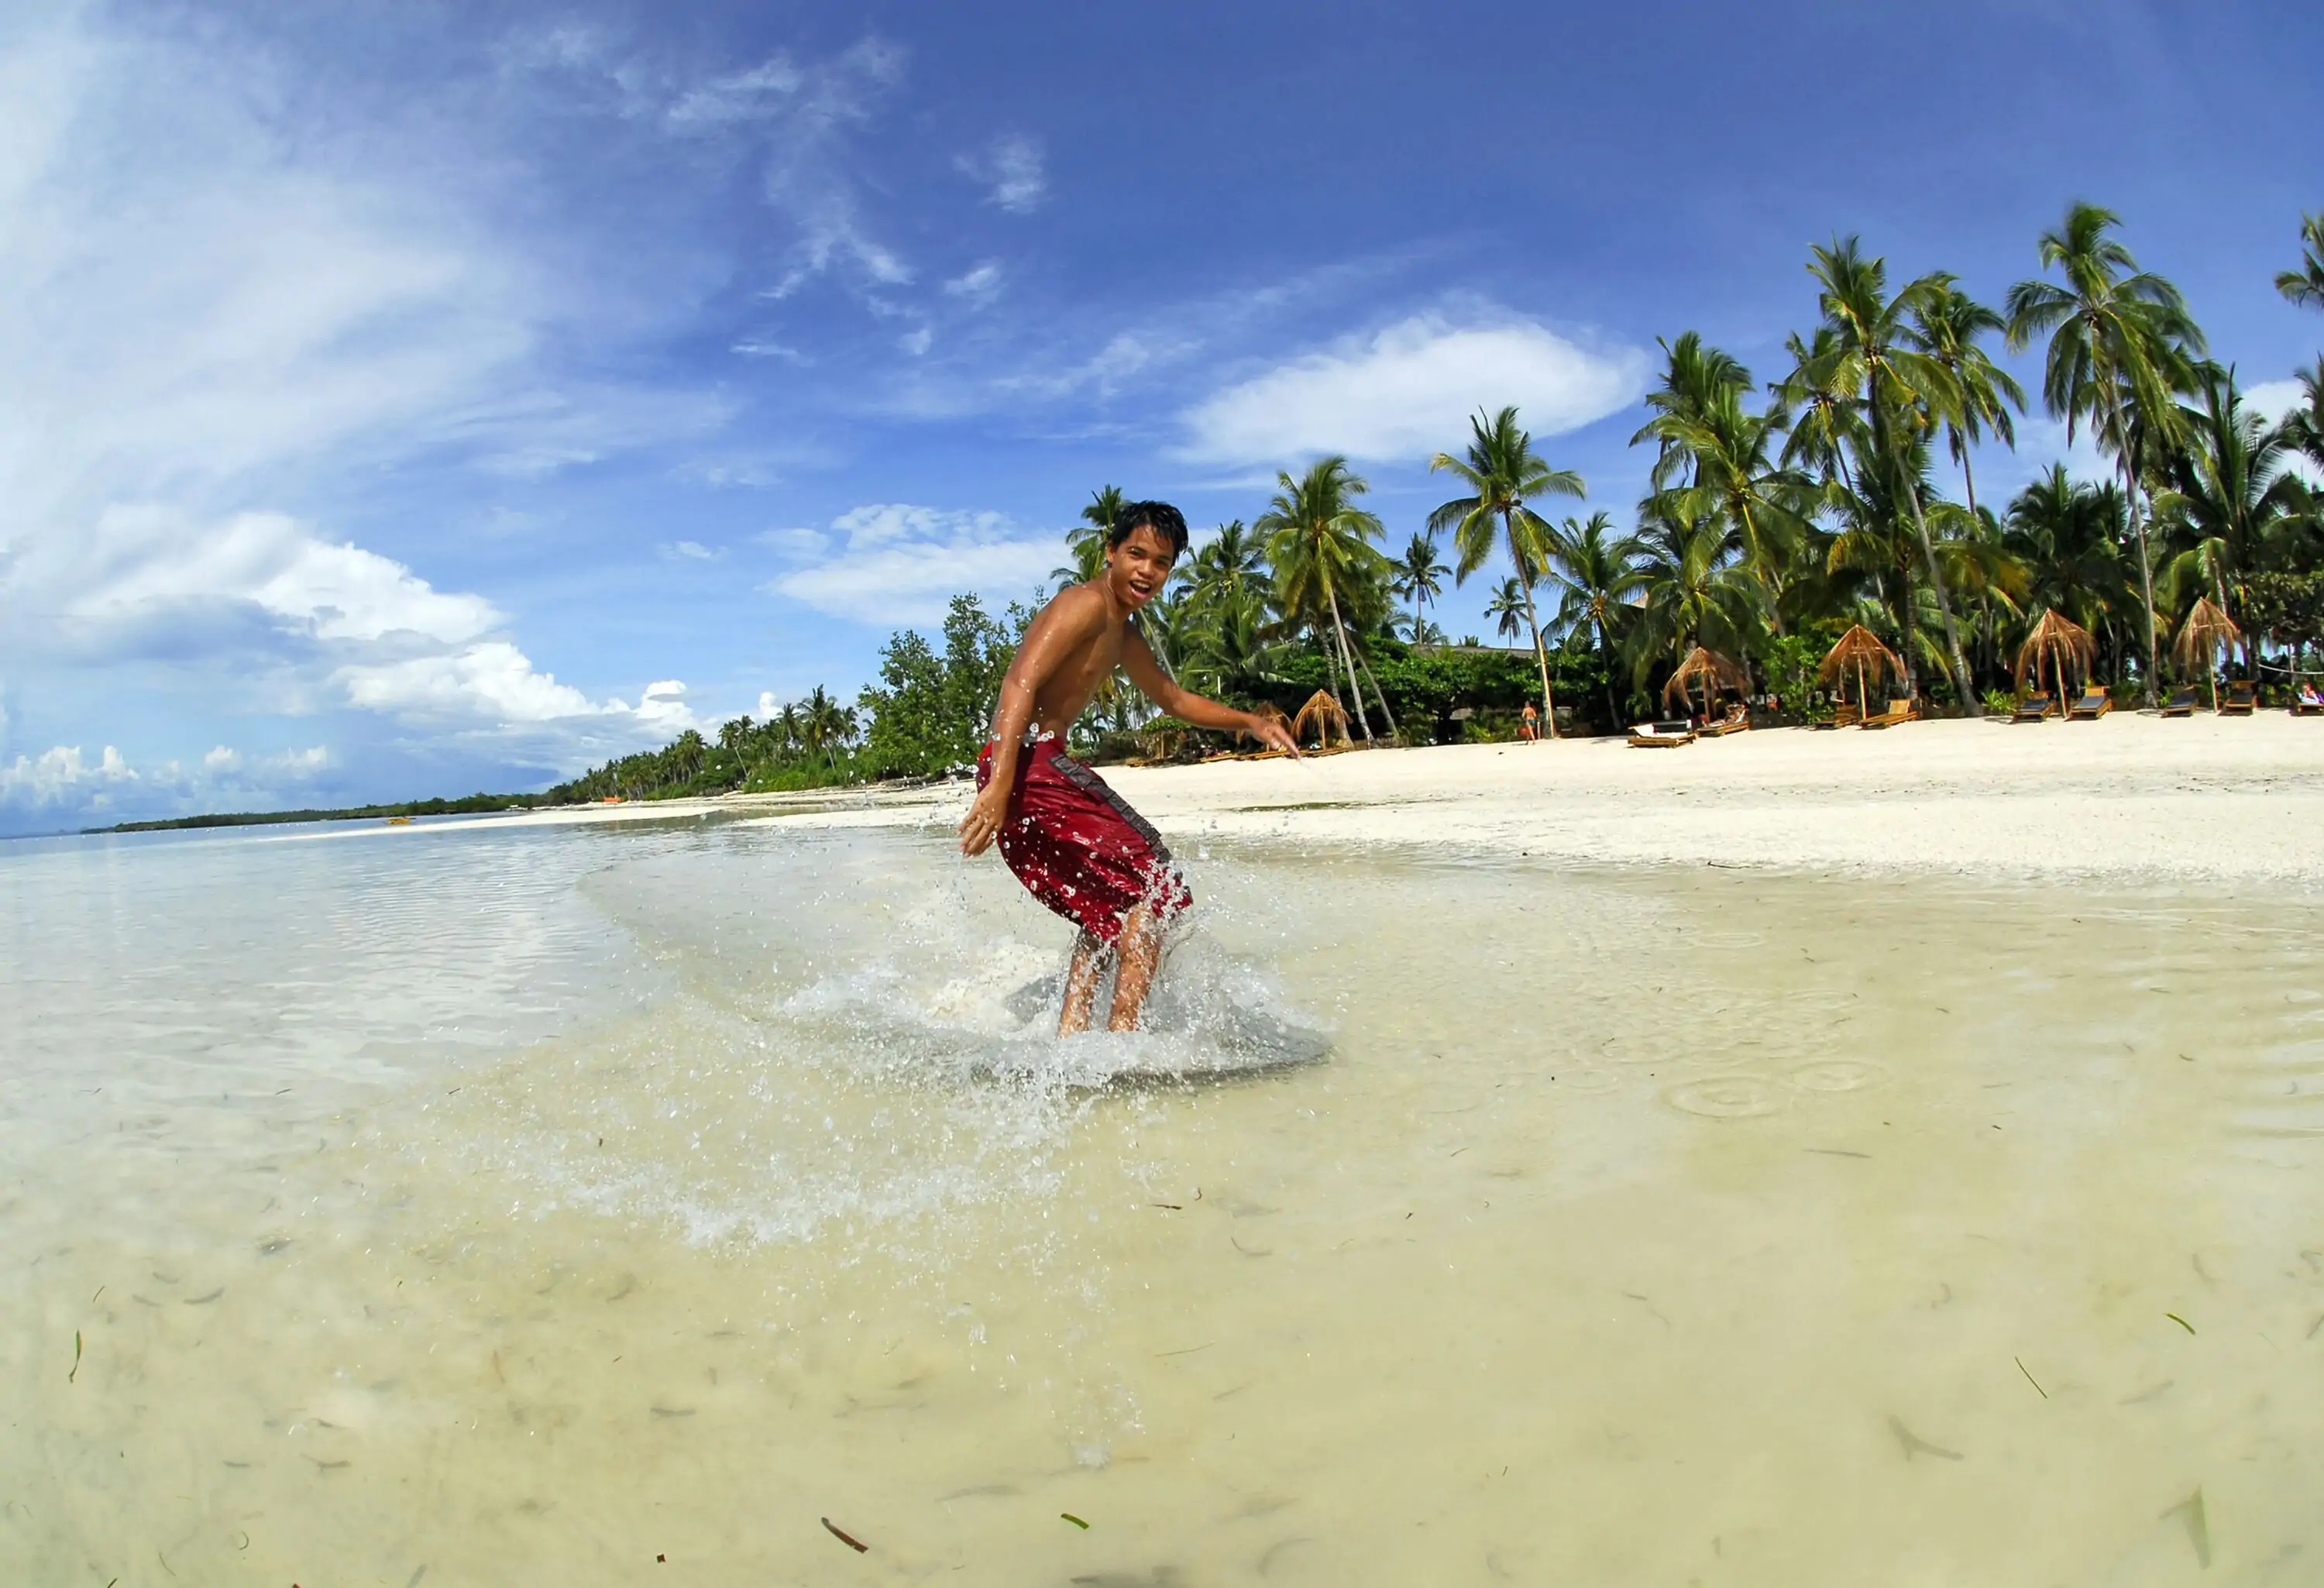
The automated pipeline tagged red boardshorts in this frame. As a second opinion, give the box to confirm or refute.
[975,736,1191,945]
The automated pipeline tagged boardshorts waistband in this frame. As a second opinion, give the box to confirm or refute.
[975,737,1191,944]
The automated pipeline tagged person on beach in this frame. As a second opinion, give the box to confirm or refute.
[1521,701,1539,741]
[959,501,1300,1035]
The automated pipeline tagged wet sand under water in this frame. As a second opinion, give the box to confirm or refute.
[5,822,2324,1585]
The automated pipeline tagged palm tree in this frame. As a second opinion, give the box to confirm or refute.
[1259,456,1396,742]
[1184,520,1271,615]
[2005,201,2205,706]
[2152,364,2304,655]
[1638,339,1811,623]
[801,686,854,772]
[1772,325,1865,499]
[2278,213,2324,310]
[1538,510,1645,726]
[1483,576,1530,641]
[1625,504,1761,693]
[1181,583,1286,699]
[1805,238,1982,713]
[1429,406,1586,737]
[2004,466,2131,672]
[1056,485,1128,589]
[1392,533,1452,639]
[1908,277,2026,521]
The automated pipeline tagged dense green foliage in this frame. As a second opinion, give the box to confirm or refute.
[535,202,2324,803]
[94,792,544,834]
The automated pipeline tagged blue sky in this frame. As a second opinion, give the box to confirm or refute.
[2,0,2318,832]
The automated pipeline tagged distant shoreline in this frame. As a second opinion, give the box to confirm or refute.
[87,792,550,834]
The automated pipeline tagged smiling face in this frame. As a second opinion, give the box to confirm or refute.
[1103,524,1177,611]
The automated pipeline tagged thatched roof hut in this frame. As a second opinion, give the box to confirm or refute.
[1291,689,1351,750]
[1661,645,1749,714]
[2173,596,2243,710]
[1818,625,1905,717]
[2014,609,2097,703]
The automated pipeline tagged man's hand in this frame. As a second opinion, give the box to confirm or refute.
[1243,713,1301,757]
[958,782,1011,855]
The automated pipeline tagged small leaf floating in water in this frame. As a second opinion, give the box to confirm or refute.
[2166,1312,2195,1335]
[2161,1487,2210,1568]
[820,1518,869,1553]
[1061,1513,1090,1529]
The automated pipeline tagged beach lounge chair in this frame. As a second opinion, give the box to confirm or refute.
[2292,686,2324,716]
[2219,679,2259,716]
[2011,690,2056,723]
[2159,686,2201,717]
[1697,703,1751,737]
[1858,697,1920,730]
[1628,720,1696,748]
[1813,703,1862,730]
[2066,685,2112,720]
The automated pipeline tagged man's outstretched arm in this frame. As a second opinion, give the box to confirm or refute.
[1121,627,1300,754]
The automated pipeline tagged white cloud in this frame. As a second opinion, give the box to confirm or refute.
[60,510,498,647]
[957,135,1045,213]
[0,739,331,818]
[769,504,1059,624]
[943,260,1004,308]
[2246,379,2308,424]
[899,327,934,357]
[1177,313,1649,465]
[338,641,610,724]
[758,526,832,558]
[663,539,721,560]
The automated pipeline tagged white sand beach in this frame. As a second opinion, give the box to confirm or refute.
[473,712,2324,884]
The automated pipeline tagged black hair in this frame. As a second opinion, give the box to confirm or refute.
[1107,500,1188,562]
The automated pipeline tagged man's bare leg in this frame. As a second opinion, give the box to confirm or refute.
[1058,930,1108,1036]
[1106,906,1164,1032]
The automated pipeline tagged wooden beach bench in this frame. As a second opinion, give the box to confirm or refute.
[2292,688,2324,717]
[1628,720,1696,748]
[1812,703,1862,730]
[1858,697,1921,730]
[1697,703,1751,737]
[2160,686,2202,717]
[2011,690,2056,723]
[2066,685,2112,720]
[2219,680,2260,716]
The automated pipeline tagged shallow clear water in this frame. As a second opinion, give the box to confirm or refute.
[5,816,2322,1585]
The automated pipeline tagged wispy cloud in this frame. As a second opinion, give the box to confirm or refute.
[767,504,1059,625]
[957,134,1046,213]
[1176,311,1648,465]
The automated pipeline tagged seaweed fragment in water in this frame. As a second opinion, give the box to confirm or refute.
[2161,1487,2210,1568]
[2165,1312,2196,1335]
[820,1518,869,1553]
[2015,1357,2048,1399]
[1061,1513,1090,1529]
[1887,1415,1963,1462]
[69,1330,81,1383]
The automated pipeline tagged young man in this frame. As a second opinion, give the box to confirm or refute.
[959,501,1299,1034]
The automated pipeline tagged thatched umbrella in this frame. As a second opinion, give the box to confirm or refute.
[1818,625,1904,720]
[2014,608,2096,717]
[1291,689,1351,750]
[2173,596,2243,712]
[1661,645,1749,719]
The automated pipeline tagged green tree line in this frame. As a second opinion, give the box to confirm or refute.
[557,201,2324,800]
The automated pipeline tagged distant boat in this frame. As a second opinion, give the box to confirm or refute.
[385,816,413,826]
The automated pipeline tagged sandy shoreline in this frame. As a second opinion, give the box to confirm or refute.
[368,711,2324,885]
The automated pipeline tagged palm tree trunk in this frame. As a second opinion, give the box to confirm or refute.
[1899,471,1981,714]
[2123,459,2161,709]
[1353,648,1401,742]
[1317,624,1349,724]
[1597,618,1621,727]
[1322,583,1375,744]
